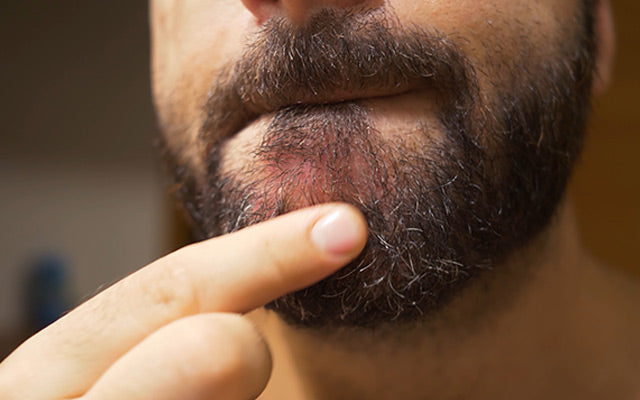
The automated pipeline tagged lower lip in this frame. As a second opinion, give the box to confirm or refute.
[221,88,442,171]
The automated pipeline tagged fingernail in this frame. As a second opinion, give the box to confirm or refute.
[311,207,362,256]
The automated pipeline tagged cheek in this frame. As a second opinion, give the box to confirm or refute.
[151,0,256,154]
[390,0,580,99]
[390,0,577,60]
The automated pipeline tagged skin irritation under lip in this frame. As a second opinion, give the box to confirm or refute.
[220,118,381,211]
[217,89,445,214]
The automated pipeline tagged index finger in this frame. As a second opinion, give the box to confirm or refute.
[1,203,367,397]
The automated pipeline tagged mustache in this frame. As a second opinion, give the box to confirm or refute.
[198,8,477,150]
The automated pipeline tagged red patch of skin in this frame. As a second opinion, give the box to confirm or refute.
[255,132,393,215]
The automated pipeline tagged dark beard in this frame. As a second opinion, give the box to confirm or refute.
[159,8,595,329]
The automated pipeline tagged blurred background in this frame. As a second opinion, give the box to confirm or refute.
[0,0,638,358]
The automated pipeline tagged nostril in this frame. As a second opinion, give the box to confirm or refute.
[240,0,282,25]
[240,0,377,26]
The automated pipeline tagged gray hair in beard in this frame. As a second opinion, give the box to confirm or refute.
[158,7,596,329]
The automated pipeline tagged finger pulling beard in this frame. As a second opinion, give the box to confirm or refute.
[202,102,500,328]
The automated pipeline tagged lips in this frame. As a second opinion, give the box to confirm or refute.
[197,9,473,153]
[199,80,422,152]
[242,83,417,115]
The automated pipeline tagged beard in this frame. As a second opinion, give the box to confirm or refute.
[159,8,595,329]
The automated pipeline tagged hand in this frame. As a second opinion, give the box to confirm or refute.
[0,204,367,400]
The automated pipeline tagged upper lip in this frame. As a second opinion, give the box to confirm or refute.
[249,85,415,114]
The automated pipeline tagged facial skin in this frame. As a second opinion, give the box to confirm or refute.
[151,0,595,328]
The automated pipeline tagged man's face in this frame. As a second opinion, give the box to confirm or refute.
[150,1,595,328]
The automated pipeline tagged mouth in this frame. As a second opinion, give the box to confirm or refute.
[247,84,416,113]
[197,8,474,157]
[199,82,424,151]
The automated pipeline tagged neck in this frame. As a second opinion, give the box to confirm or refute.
[251,200,640,399]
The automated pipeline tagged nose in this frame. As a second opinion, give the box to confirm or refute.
[240,0,373,25]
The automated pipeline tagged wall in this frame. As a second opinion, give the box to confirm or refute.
[0,1,167,355]
[571,0,640,274]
